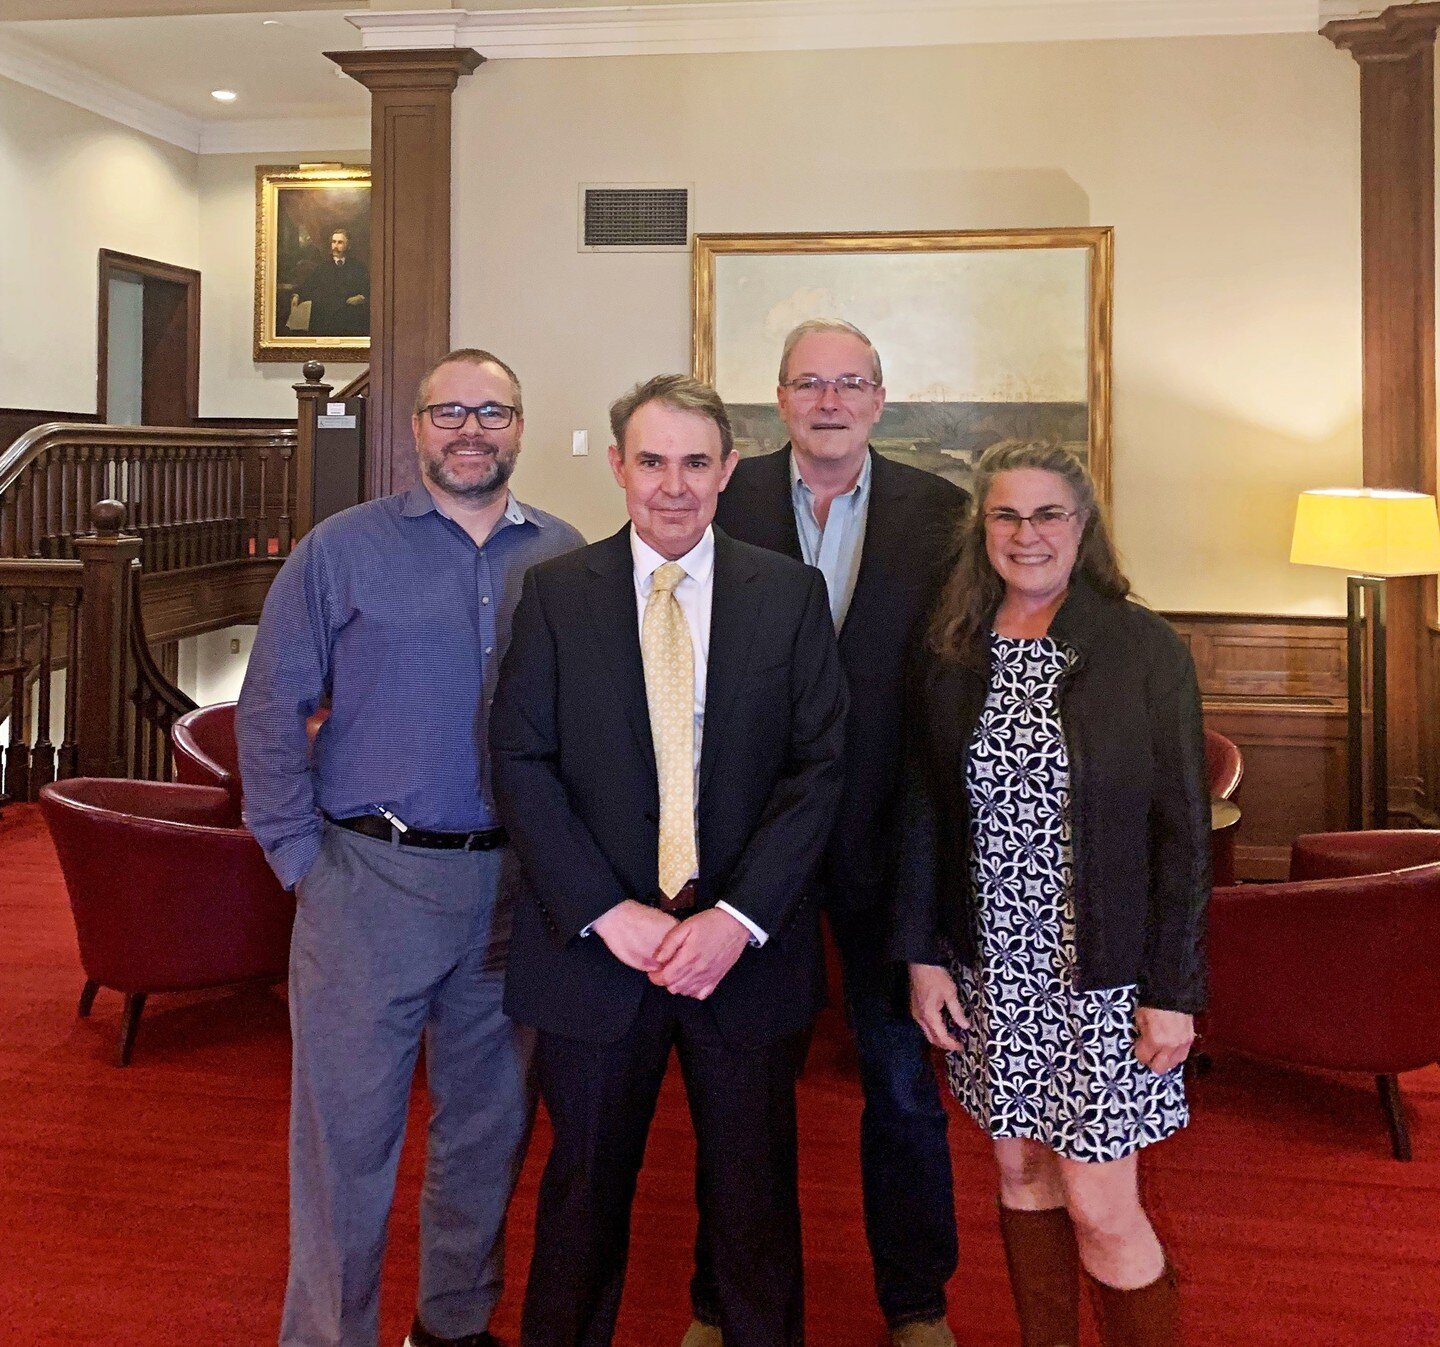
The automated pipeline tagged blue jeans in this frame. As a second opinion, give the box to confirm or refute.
[692,903,958,1330]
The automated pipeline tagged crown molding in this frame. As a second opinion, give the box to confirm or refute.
[347,0,1325,59]
[0,27,199,151]
[0,30,368,156]
[198,116,371,155]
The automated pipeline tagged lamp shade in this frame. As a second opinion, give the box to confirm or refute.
[1291,488,1440,577]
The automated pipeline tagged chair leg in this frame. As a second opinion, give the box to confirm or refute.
[116,993,147,1068]
[1377,1074,1412,1161]
[77,979,100,1018]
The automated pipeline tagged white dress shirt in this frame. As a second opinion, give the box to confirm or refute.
[630,526,768,946]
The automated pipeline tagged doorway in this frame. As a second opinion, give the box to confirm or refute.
[96,250,200,426]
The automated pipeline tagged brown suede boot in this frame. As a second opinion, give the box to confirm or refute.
[997,1204,1080,1347]
[1085,1260,1181,1347]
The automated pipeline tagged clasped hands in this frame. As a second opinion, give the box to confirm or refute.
[908,962,1195,1073]
[592,899,749,1001]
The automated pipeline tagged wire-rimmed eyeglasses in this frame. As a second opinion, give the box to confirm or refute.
[779,376,881,404]
[983,507,1081,535]
[422,401,518,430]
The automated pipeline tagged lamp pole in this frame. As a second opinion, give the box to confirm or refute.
[1346,574,1388,830]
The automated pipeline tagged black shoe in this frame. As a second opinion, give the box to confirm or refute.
[405,1316,501,1347]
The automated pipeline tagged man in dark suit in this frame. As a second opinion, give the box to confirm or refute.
[492,374,848,1347]
[688,320,968,1347]
[291,228,369,336]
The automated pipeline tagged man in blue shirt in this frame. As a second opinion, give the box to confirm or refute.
[237,347,584,1347]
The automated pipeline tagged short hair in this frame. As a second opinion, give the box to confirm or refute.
[330,229,349,242]
[413,347,524,418]
[778,318,883,385]
[609,374,734,459]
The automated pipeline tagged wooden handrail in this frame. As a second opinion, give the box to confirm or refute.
[0,420,299,569]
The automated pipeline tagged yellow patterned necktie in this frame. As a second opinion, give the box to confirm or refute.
[642,561,697,900]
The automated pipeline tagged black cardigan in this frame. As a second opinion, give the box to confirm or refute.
[891,578,1210,1014]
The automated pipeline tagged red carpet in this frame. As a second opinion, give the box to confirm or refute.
[1,800,1436,1346]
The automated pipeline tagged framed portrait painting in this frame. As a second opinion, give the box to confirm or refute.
[254,164,372,364]
[692,228,1113,503]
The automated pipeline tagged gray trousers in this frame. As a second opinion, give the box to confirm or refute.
[279,824,535,1347]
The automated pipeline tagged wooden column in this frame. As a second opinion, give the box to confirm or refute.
[1325,3,1440,822]
[326,47,484,499]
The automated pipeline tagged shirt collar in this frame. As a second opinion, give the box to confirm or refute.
[790,448,873,508]
[630,524,715,589]
[401,482,541,529]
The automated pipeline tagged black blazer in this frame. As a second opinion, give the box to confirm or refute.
[492,525,848,1046]
[891,578,1211,1014]
[714,447,967,911]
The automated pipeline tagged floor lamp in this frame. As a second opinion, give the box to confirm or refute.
[1291,488,1440,830]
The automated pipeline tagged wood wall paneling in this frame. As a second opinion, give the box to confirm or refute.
[1168,614,1349,879]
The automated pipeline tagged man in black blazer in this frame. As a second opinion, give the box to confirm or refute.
[492,374,847,1347]
[691,320,968,1347]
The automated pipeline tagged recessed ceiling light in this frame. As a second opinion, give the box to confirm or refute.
[211,89,238,103]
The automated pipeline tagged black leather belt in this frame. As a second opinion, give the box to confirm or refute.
[328,814,508,851]
[658,880,697,913]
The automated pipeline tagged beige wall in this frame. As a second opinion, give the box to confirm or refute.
[197,151,368,419]
[452,33,1362,615]
[0,73,199,414]
[0,75,367,423]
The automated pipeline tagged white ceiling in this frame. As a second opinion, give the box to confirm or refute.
[1,8,364,121]
[0,0,1347,152]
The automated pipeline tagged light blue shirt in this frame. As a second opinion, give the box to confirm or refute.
[791,449,872,628]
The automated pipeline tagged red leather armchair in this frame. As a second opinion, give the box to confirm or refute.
[1204,728,1243,799]
[1206,829,1440,1159]
[39,778,295,1066]
[172,701,241,825]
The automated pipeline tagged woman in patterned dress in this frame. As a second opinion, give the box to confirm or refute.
[893,442,1209,1347]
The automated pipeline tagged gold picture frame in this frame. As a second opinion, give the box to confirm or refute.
[254,164,372,364]
[692,228,1113,504]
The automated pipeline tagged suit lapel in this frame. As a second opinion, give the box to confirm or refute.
[582,526,657,782]
[699,529,761,797]
[735,447,804,561]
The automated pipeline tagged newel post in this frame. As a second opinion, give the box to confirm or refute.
[74,500,143,778]
[293,360,333,545]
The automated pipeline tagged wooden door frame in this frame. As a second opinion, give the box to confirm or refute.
[96,249,201,424]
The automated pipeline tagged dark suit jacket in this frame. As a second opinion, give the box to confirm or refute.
[713,447,967,911]
[298,258,370,336]
[492,524,848,1046]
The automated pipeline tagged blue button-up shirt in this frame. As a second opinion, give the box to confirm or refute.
[236,483,584,889]
[791,449,872,628]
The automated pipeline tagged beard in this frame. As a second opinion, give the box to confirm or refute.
[421,437,516,501]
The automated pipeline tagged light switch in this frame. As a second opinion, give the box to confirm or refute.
[572,430,588,456]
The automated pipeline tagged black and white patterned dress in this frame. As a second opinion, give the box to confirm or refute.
[944,633,1187,1162]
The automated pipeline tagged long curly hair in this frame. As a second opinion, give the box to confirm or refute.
[927,441,1130,667]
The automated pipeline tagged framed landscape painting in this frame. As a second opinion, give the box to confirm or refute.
[254,163,372,364]
[692,228,1113,503]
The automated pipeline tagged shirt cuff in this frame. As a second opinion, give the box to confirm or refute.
[717,900,767,947]
[267,828,323,893]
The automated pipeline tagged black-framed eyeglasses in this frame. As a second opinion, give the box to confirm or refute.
[779,375,881,402]
[983,507,1081,535]
[423,401,518,430]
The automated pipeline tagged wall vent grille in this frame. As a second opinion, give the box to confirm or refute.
[580,185,690,251]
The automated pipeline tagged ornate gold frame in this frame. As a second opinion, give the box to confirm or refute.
[692,227,1114,504]
[254,164,372,364]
